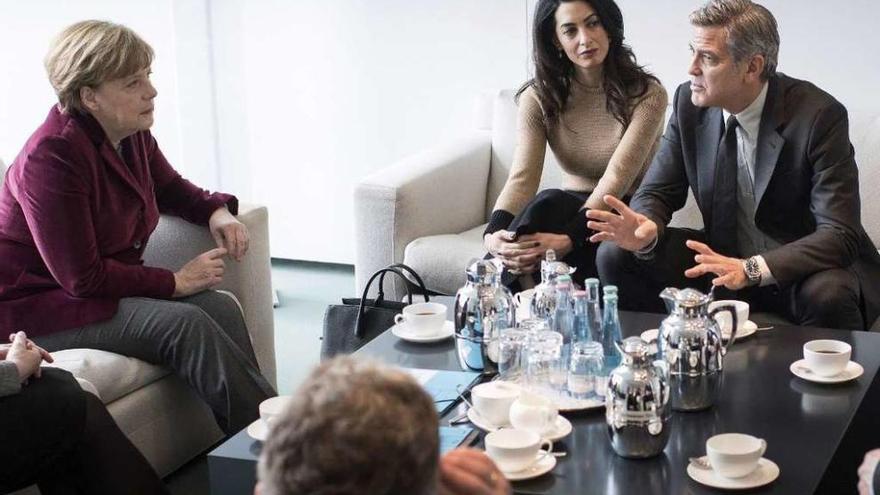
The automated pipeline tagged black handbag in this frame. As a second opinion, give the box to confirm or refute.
[321,264,431,359]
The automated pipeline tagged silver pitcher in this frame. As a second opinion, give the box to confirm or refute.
[453,259,514,374]
[530,249,574,322]
[658,287,738,411]
[606,336,671,458]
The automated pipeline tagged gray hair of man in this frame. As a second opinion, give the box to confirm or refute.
[690,0,780,81]
[256,356,440,495]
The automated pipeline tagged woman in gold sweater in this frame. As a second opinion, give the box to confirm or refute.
[484,0,667,289]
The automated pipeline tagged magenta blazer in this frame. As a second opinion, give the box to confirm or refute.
[0,106,236,337]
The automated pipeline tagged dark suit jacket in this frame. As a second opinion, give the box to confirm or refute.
[631,74,880,327]
[0,106,236,336]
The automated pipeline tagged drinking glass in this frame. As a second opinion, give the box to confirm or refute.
[568,341,604,400]
[525,330,563,393]
[498,329,529,382]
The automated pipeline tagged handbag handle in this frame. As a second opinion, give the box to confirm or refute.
[355,265,430,338]
[376,263,431,305]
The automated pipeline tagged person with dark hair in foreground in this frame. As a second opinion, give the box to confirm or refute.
[256,356,511,495]
[0,331,167,494]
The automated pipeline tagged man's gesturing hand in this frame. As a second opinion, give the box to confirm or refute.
[586,195,657,252]
[683,240,748,290]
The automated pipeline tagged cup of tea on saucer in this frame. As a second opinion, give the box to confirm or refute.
[394,302,447,336]
[803,339,851,377]
[706,433,766,479]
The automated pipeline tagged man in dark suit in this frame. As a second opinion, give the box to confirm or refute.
[587,0,880,330]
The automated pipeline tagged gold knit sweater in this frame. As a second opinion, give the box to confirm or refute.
[493,79,668,216]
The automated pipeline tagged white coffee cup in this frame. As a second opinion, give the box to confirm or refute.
[394,302,447,336]
[259,396,293,432]
[471,381,520,426]
[485,428,553,473]
[803,339,851,377]
[509,391,559,437]
[513,289,536,321]
[706,433,766,479]
[709,300,749,335]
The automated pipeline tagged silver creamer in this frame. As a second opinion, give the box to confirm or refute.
[453,259,514,374]
[606,337,671,458]
[658,287,738,411]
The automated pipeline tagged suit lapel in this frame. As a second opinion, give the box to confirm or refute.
[99,142,150,206]
[754,76,786,206]
[696,107,724,220]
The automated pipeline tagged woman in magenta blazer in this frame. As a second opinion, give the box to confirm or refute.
[0,20,274,435]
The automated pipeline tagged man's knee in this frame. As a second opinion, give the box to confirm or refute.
[795,269,862,328]
[596,241,633,279]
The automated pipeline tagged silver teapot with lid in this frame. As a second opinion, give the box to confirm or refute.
[453,259,514,374]
[606,336,671,458]
[658,287,738,411]
[530,249,574,321]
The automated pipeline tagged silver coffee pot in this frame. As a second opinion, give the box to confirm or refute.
[606,336,671,458]
[658,287,738,411]
[453,259,514,374]
[530,249,574,321]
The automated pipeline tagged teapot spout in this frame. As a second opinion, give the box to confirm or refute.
[659,287,679,313]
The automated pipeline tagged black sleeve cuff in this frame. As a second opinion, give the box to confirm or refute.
[484,210,515,236]
[563,208,589,249]
[874,459,880,495]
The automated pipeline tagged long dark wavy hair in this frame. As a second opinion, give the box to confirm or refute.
[517,0,660,131]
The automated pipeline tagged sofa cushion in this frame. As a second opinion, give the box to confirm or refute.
[404,224,487,295]
[47,349,171,404]
[851,112,880,246]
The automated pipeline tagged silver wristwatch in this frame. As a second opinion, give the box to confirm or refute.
[743,256,762,286]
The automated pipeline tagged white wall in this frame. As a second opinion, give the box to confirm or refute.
[3,1,878,265]
[214,0,531,262]
[613,0,880,114]
[0,0,218,189]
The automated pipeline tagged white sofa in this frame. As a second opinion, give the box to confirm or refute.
[354,89,880,310]
[0,158,277,489]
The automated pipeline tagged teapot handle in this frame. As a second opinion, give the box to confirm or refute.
[709,304,738,355]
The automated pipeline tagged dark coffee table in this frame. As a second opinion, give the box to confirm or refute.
[208,302,880,494]
[357,306,880,495]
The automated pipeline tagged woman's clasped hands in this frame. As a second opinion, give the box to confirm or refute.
[484,231,572,275]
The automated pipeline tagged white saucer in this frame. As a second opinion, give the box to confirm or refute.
[790,359,864,384]
[687,457,779,489]
[722,320,758,341]
[501,453,557,481]
[467,409,572,442]
[246,419,268,441]
[542,415,573,442]
[640,321,757,343]
[391,320,454,343]
[466,407,510,431]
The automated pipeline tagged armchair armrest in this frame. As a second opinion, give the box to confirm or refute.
[354,131,492,298]
[143,203,276,388]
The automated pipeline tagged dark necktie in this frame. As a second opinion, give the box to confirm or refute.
[710,115,739,257]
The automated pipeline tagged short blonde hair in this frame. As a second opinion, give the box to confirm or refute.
[44,20,153,113]
[258,357,440,495]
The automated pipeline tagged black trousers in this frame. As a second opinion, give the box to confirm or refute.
[0,368,167,495]
[494,189,602,289]
[596,227,865,330]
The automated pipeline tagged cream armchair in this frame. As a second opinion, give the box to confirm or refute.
[0,157,276,488]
